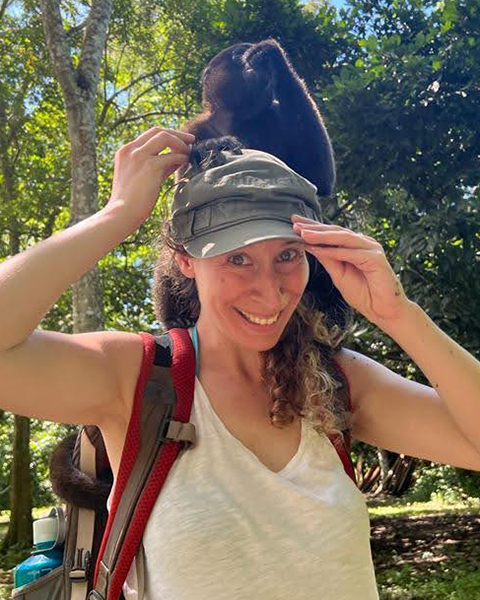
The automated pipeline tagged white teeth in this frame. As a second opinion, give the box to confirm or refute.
[238,309,280,325]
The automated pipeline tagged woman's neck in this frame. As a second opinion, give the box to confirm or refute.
[194,315,264,385]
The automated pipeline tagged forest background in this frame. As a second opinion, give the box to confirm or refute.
[0,0,479,587]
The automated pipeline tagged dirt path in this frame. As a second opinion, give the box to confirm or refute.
[370,512,480,574]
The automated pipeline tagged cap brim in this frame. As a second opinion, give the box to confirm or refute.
[184,219,304,258]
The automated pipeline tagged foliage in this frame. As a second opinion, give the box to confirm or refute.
[323,0,480,376]
[1,0,479,516]
[0,540,31,572]
[29,420,77,508]
[0,415,74,511]
[0,4,70,249]
[351,439,381,469]
[323,0,480,505]
[405,461,480,502]
[376,559,480,600]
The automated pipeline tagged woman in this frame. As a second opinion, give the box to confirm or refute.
[1,127,480,600]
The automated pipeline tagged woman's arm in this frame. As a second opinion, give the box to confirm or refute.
[292,215,480,469]
[374,301,480,458]
[0,128,193,425]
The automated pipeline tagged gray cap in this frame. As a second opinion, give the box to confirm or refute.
[171,147,323,258]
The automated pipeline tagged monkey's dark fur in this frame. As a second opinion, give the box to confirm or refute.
[49,427,111,584]
[49,428,112,510]
[180,38,336,196]
[49,38,338,514]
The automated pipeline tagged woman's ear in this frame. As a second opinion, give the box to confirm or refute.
[174,251,196,279]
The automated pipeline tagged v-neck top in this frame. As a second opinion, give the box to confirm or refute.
[110,328,380,600]
[191,323,306,475]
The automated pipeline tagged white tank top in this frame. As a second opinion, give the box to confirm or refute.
[108,329,379,600]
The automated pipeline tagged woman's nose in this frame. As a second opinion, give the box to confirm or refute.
[251,268,285,311]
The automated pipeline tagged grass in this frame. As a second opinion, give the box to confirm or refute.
[367,495,480,519]
[366,494,480,600]
[375,561,480,600]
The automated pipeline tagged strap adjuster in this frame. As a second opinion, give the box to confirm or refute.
[69,548,91,583]
[158,417,196,449]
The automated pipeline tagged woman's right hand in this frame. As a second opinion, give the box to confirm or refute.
[107,127,196,227]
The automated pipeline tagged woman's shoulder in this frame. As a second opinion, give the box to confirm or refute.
[330,346,372,414]
[101,331,148,420]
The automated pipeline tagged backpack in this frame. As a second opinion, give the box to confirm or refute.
[12,327,356,600]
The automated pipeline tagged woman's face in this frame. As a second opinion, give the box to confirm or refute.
[175,238,309,351]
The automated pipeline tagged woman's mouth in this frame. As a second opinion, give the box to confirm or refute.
[235,308,281,326]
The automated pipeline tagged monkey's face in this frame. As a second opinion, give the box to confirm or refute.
[174,238,309,352]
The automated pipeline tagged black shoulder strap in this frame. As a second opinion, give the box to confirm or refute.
[154,332,173,366]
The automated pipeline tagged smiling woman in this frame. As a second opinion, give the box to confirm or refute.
[152,137,354,439]
[132,136,382,600]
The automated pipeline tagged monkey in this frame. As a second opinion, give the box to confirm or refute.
[179,38,336,197]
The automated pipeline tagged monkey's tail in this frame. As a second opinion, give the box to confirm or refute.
[49,433,112,511]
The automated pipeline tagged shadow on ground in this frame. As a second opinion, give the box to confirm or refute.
[370,512,480,574]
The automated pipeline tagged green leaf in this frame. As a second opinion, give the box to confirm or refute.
[441,20,452,33]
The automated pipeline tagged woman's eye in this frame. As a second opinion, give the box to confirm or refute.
[228,254,249,266]
[278,249,299,262]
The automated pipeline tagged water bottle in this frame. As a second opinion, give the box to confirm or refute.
[13,507,66,588]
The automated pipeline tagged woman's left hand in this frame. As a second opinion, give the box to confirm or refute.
[292,214,412,327]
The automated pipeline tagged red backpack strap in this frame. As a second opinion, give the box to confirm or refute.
[91,328,196,600]
[328,356,358,486]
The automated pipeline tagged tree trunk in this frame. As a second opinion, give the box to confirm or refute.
[1,416,32,551]
[378,448,393,481]
[0,101,33,549]
[2,226,33,549]
[373,448,418,497]
[40,0,113,333]
[68,101,104,332]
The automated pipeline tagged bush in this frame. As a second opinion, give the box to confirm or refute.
[0,418,76,511]
[406,461,480,503]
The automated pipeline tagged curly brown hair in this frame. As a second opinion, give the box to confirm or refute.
[151,136,356,440]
